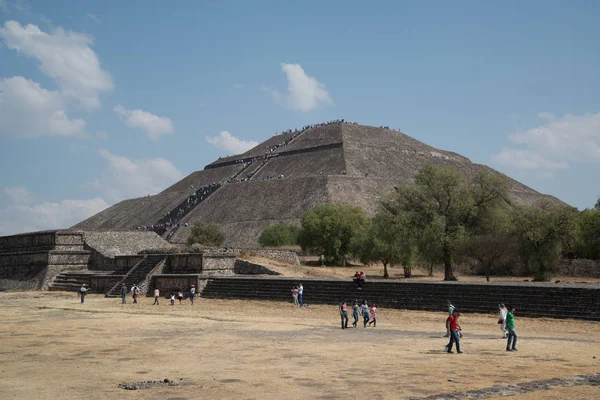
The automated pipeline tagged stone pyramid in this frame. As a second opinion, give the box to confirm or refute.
[73,122,563,247]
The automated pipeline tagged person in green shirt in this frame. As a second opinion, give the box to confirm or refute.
[506,305,518,351]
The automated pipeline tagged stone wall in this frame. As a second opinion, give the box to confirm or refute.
[138,259,166,296]
[158,246,301,266]
[163,254,204,274]
[0,231,56,254]
[234,260,280,275]
[114,255,145,273]
[202,254,235,275]
[90,275,124,293]
[149,274,199,297]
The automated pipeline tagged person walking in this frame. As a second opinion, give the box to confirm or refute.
[368,303,377,327]
[446,309,463,353]
[339,301,349,329]
[190,284,196,305]
[506,305,518,351]
[120,283,127,304]
[445,300,455,337]
[352,300,360,327]
[79,284,89,304]
[177,291,183,305]
[298,283,303,306]
[498,304,508,338]
[170,293,176,305]
[132,285,139,304]
[291,286,299,307]
[360,300,370,327]
[153,288,160,305]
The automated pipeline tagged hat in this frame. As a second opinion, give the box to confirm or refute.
[499,303,505,308]
[446,300,452,304]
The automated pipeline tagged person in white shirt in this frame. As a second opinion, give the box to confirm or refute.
[498,304,508,338]
[298,283,303,306]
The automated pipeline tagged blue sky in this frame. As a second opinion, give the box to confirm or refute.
[1,0,599,235]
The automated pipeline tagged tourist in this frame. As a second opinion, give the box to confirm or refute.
[368,303,377,327]
[360,300,370,327]
[190,284,196,305]
[446,310,463,353]
[291,286,299,307]
[121,283,127,304]
[79,284,89,304]
[170,293,176,306]
[445,300,455,337]
[177,290,183,305]
[352,271,360,287]
[339,301,349,329]
[132,285,139,304]
[506,305,518,351]
[298,283,303,306]
[498,304,508,338]
[153,288,160,305]
[352,300,360,328]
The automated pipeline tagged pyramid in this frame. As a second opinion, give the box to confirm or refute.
[72,122,563,247]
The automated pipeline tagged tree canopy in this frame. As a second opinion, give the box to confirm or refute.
[258,223,300,247]
[298,204,369,265]
[186,220,226,247]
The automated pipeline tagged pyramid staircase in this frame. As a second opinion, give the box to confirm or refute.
[105,255,166,297]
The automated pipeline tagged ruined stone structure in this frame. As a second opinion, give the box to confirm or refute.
[0,231,90,291]
[73,122,564,248]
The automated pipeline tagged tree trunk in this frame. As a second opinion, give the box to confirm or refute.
[403,266,412,278]
[428,262,434,277]
[443,243,455,281]
[383,262,389,279]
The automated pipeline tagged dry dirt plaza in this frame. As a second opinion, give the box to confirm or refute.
[1,291,599,400]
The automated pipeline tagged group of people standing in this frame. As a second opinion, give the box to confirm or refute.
[443,300,519,353]
[339,300,377,329]
[152,285,196,306]
[291,283,304,307]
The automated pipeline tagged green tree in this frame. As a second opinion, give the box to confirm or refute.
[298,204,370,265]
[512,201,580,281]
[258,223,300,247]
[186,220,226,247]
[382,165,510,280]
[352,212,416,278]
[575,205,600,260]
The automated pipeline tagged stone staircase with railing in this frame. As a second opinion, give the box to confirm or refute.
[201,276,600,321]
[49,270,111,293]
[105,255,166,297]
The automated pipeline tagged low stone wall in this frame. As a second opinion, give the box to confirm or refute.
[556,259,600,278]
[153,246,301,266]
[234,260,280,275]
[163,253,204,274]
[202,254,235,275]
[251,249,300,265]
[114,255,145,273]
[149,274,199,297]
[0,231,57,254]
[90,275,124,293]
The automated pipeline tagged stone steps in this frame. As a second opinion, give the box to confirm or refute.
[105,255,165,297]
[201,277,600,321]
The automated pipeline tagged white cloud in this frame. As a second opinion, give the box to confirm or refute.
[114,105,175,140]
[4,186,31,204]
[0,20,113,109]
[270,63,332,112]
[493,112,600,171]
[0,196,109,235]
[86,13,101,23]
[95,130,108,140]
[91,149,182,202]
[206,130,258,154]
[0,76,86,138]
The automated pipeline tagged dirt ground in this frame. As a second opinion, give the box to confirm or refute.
[0,292,599,399]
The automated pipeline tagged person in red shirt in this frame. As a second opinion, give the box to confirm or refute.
[445,310,463,353]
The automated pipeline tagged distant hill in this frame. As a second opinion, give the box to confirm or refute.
[72,122,564,247]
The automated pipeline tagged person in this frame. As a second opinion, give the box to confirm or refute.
[506,305,518,351]
[353,271,360,287]
[132,285,139,304]
[358,272,366,289]
[190,284,196,305]
[153,288,160,305]
[177,291,183,305]
[298,283,303,306]
[360,300,370,327]
[79,284,89,304]
[120,283,127,304]
[446,309,463,353]
[291,286,299,307]
[170,293,176,305]
[339,301,349,329]
[368,303,377,327]
[498,304,508,338]
[352,300,360,327]
[445,301,455,337]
